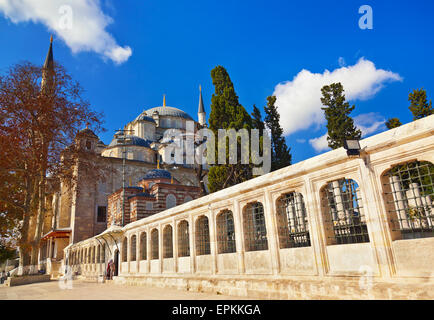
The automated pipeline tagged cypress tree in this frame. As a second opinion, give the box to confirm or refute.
[264,95,292,171]
[385,118,402,129]
[408,88,433,120]
[207,66,252,193]
[320,82,362,150]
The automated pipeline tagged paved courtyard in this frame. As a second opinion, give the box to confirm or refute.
[0,280,245,300]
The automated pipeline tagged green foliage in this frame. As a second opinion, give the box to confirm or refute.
[320,82,362,150]
[251,104,265,135]
[207,66,253,193]
[408,88,433,120]
[385,118,402,129]
[0,242,16,264]
[264,96,292,171]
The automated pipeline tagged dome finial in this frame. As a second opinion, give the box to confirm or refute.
[163,94,166,107]
[157,158,160,169]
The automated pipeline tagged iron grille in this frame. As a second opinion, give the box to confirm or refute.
[217,210,236,253]
[102,244,105,264]
[276,192,311,248]
[178,221,190,257]
[96,246,100,263]
[384,161,434,239]
[130,235,137,261]
[196,216,211,255]
[163,225,173,258]
[122,238,128,262]
[151,229,159,260]
[243,202,268,251]
[140,232,147,260]
[322,178,369,244]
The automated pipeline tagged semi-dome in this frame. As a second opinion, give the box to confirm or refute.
[139,169,172,180]
[108,135,152,148]
[134,112,156,123]
[145,106,194,121]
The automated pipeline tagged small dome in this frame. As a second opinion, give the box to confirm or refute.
[145,106,194,121]
[139,169,171,180]
[108,135,151,148]
[77,128,98,139]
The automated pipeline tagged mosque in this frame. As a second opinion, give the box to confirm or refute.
[32,38,208,276]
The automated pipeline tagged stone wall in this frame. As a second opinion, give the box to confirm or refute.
[66,115,434,299]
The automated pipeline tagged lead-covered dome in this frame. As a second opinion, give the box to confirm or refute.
[145,106,194,121]
[108,135,152,148]
[139,169,172,180]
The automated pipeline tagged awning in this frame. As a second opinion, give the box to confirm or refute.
[41,229,71,241]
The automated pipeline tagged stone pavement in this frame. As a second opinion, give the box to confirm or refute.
[0,280,246,300]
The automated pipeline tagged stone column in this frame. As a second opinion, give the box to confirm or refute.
[233,199,245,274]
[189,215,196,274]
[390,176,410,229]
[173,219,178,273]
[263,190,281,275]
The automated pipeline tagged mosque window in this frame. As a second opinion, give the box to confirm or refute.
[243,202,268,251]
[321,178,369,245]
[166,194,177,209]
[178,220,190,257]
[140,232,147,260]
[276,192,311,248]
[97,206,107,223]
[130,235,137,261]
[184,195,193,203]
[122,237,128,262]
[195,216,210,255]
[151,229,159,259]
[86,140,92,150]
[163,225,173,258]
[216,210,236,254]
[382,161,434,240]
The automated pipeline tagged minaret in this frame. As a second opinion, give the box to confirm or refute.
[41,35,54,92]
[198,85,206,126]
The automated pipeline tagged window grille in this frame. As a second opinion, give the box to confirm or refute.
[102,244,105,264]
[96,246,100,263]
[122,238,128,262]
[140,232,147,260]
[163,225,173,258]
[322,178,369,244]
[243,202,268,251]
[196,216,211,255]
[130,235,137,261]
[383,161,434,239]
[276,192,311,248]
[151,229,159,259]
[217,210,236,253]
[178,220,190,257]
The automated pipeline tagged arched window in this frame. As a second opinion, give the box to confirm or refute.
[321,178,369,245]
[178,220,190,257]
[88,248,91,264]
[130,235,137,261]
[166,194,177,209]
[151,229,159,259]
[196,216,210,255]
[122,237,128,262]
[163,225,173,258]
[383,160,434,240]
[216,210,236,253]
[184,195,193,203]
[243,202,268,251]
[140,232,147,260]
[276,192,311,248]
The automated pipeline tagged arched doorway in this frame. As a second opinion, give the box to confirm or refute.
[114,249,119,277]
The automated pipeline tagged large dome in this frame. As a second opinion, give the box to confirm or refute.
[145,106,194,121]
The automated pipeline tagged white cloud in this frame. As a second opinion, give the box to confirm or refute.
[354,112,386,136]
[0,0,132,64]
[309,133,329,152]
[273,58,402,135]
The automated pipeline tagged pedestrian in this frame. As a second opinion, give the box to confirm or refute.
[106,259,112,280]
[110,260,115,280]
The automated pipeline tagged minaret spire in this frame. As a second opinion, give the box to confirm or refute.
[41,35,54,92]
[198,85,206,126]
[163,94,166,107]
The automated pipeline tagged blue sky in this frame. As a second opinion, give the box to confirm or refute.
[0,0,433,163]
